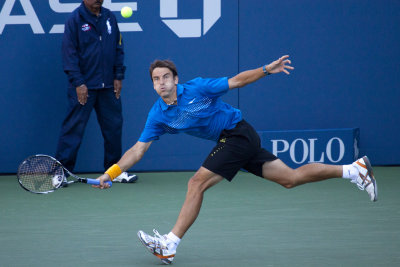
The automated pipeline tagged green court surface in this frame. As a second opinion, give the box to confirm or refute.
[1,167,399,266]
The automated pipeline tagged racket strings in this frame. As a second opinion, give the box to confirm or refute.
[18,156,64,193]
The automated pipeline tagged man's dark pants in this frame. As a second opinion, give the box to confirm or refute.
[55,87,122,172]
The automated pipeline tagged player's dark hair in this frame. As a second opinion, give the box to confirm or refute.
[149,60,178,81]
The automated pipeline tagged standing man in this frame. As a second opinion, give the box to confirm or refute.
[56,0,137,183]
[96,56,377,264]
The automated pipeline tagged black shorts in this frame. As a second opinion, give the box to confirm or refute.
[202,120,278,181]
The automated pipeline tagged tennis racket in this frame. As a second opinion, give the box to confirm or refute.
[17,154,112,194]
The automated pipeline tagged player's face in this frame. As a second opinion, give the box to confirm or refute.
[152,67,178,101]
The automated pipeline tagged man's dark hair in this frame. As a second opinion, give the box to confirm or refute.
[149,60,178,80]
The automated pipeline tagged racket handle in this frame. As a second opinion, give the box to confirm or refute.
[86,178,112,187]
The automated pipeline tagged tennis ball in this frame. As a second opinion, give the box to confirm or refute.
[121,6,132,18]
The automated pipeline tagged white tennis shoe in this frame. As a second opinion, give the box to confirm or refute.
[113,172,138,183]
[352,156,378,201]
[137,229,175,265]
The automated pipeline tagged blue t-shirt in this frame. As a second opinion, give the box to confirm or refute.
[139,77,242,142]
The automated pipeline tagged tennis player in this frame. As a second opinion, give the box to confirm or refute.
[95,55,377,264]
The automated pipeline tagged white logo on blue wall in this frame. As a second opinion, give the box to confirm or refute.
[160,0,221,38]
[0,0,220,37]
[271,137,346,164]
[0,0,142,34]
[0,0,45,34]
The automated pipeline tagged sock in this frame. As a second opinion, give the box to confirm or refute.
[166,232,181,251]
[342,164,358,180]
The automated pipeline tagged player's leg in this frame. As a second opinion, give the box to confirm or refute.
[138,167,223,264]
[239,118,377,201]
[137,123,252,264]
[261,157,377,201]
[239,121,343,188]
[261,159,342,188]
[171,167,224,238]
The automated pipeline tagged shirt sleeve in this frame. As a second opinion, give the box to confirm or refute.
[62,17,85,87]
[187,77,229,98]
[138,114,166,143]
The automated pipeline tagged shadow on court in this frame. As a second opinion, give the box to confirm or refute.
[1,167,399,266]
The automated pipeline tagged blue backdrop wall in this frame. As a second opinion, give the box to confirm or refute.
[0,0,399,173]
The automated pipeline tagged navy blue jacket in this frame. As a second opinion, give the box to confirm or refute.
[62,2,125,89]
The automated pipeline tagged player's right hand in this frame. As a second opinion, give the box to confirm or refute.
[93,173,111,189]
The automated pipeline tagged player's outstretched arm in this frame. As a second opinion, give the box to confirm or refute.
[228,55,294,89]
[118,141,152,171]
[96,141,152,188]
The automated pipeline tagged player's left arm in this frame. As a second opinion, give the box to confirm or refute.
[228,55,294,89]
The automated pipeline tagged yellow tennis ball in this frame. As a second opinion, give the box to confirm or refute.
[121,6,132,18]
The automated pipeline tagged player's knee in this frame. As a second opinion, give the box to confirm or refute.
[187,175,204,192]
[281,180,296,189]
[281,172,304,189]
[187,174,210,193]
[278,174,299,189]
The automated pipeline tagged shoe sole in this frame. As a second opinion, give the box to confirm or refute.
[362,156,378,202]
[137,231,173,265]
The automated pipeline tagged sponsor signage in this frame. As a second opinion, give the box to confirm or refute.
[258,128,360,168]
[0,0,221,37]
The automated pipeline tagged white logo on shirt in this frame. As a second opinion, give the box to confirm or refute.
[188,98,196,104]
[106,19,111,34]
